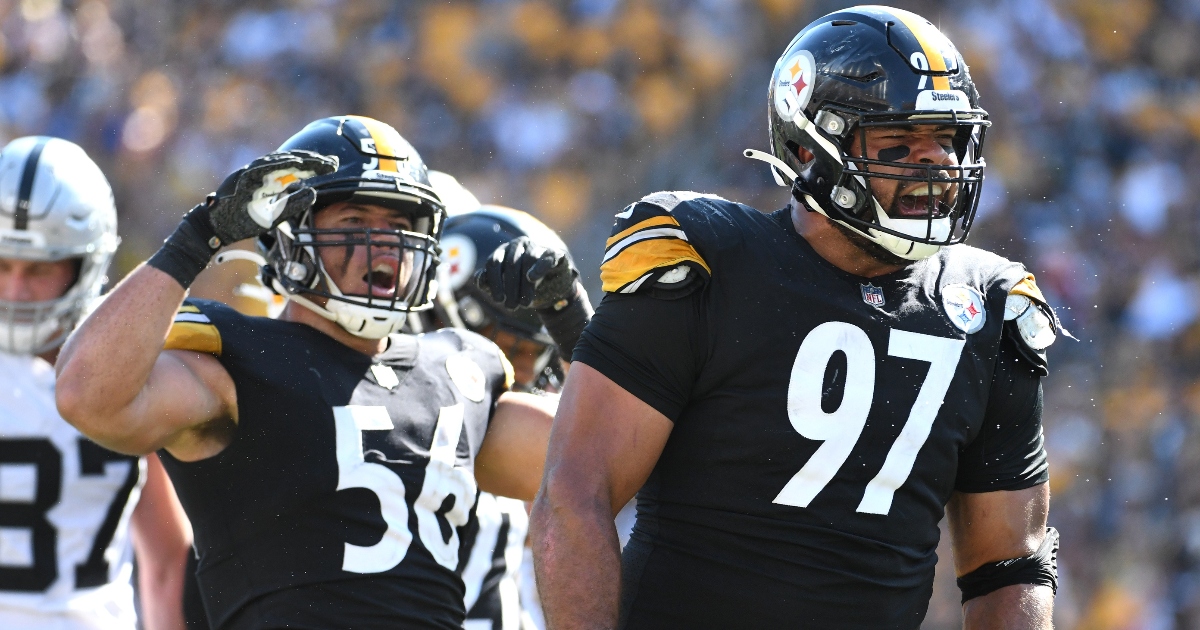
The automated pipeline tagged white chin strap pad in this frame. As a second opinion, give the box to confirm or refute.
[868,205,949,261]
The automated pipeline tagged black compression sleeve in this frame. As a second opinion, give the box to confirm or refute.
[958,527,1059,602]
[536,283,594,362]
[571,291,706,421]
[956,333,1050,492]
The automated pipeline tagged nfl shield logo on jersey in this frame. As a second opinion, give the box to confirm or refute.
[861,283,885,307]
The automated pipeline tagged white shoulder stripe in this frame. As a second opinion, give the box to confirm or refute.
[637,191,726,213]
[173,312,211,324]
[619,273,652,293]
[602,227,690,263]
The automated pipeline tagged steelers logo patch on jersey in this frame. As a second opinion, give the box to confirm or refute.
[600,192,713,295]
[446,354,486,402]
[941,284,986,334]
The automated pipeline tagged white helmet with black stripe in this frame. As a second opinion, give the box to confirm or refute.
[0,136,118,354]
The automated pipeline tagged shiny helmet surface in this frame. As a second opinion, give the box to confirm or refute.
[0,136,118,354]
[259,115,446,339]
[759,5,990,260]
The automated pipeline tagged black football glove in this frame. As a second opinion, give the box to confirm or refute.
[148,150,338,288]
[478,236,578,311]
[476,236,593,361]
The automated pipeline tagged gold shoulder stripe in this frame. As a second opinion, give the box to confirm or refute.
[178,305,201,314]
[1009,274,1047,304]
[164,321,222,356]
[601,238,710,293]
[606,216,681,249]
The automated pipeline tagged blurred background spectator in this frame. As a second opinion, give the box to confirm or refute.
[2,0,1199,626]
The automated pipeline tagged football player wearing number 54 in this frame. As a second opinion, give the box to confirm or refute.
[532,6,1062,630]
[55,116,561,630]
[0,136,189,630]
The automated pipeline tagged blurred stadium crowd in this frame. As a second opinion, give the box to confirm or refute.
[1,0,1198,627]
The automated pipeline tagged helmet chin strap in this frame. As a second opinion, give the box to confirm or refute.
[746,141,946,261]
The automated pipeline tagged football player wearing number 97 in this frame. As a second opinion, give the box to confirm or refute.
[532,6,1062,629]
[55,116,557,630]
[0,136,190,630]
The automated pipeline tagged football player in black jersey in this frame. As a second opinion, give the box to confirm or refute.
[54,116,583,630]
[532,7,1060,629]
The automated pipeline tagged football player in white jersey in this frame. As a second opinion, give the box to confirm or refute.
[0,136,190,630]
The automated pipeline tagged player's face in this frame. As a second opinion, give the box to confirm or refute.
[312,202,416,300]
[482,324,549,386]
[854,124,960,219]
[0,257,77,303]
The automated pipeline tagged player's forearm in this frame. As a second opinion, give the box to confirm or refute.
[529,485,622,630]
[130,455,191,630]
[137,567,187,630]
[963,584,1053,630]
[56,264,185,440]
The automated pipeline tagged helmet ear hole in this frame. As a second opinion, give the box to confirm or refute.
[787,141,815,166]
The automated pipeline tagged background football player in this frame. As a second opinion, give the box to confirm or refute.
[0,136,190,629]
[435,204,595,630]
[54,116,562,630]
[533,6,1059,629]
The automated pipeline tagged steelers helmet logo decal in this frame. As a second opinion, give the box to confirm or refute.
[941,284,987,334]
[446,354,487,402]
[773,50,816,123]
[439,233,477,291]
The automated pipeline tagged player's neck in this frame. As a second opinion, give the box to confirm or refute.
[278,301,389,357]
[789,201,907,278]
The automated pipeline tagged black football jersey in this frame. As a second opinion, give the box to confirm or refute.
[575,192,1051,629]
[157,299,512,630]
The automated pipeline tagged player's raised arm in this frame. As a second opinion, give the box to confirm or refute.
[471,226,596,502]
[56,151,337,455]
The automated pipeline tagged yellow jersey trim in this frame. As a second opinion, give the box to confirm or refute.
[600,238,710,293]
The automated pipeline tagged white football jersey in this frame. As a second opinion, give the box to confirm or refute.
[0,352,144,630]
[462,492,528,630]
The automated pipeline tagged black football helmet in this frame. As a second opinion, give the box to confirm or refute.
[439,206,569,389]
[747,5,989,260]
[259,115,446,338]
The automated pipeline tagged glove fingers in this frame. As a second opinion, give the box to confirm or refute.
[525,251,559,284]
[482,245,508,305]
[277,186,317,226]
[502,240,527,310]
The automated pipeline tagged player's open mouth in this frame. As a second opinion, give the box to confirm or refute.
[895,184,950,218]
[363,258,400,298]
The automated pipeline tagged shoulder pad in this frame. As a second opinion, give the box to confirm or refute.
[599,191,722,297]
[429,328,514,392]
[1002,275,1063,375]
[164,302,223,356]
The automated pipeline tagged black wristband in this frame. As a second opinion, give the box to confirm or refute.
[146,206,220,289]
[536,282,594,362]
[957,527,1059,603]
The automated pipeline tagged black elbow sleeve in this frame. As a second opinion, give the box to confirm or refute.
[957,527,1059,603]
